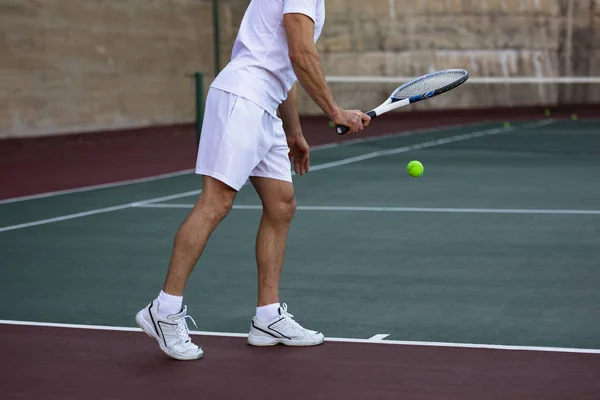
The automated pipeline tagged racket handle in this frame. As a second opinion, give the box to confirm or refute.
[335,125,350,135]
[335,111,376,135]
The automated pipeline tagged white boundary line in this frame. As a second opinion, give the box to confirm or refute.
[308,121,551,172]
[326,76,600,84]
[1,319,598,354]
[304,121,491,151]
[0,170,194,205]
[0,122,550,233]
[368,334,390,342]
[137,204,600,215]
[0,122,493,205]
[0,190,201,233]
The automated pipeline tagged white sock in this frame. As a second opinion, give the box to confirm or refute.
[256,302,281,323]
[156,290,183,318]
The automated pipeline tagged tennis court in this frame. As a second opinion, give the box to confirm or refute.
[1,118,600,399]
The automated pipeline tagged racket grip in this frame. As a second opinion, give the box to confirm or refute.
[335,125,350,135]
[335,111,377,135]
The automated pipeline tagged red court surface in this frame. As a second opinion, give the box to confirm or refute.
[1,324,599,400]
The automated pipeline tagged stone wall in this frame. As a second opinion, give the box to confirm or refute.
[0,0,215,138]
[298,0,600,114]
[1,0,598,138]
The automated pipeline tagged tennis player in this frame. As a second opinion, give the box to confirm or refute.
[135,0,370,360]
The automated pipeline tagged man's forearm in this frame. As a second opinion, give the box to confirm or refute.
[288,47,340,121]
[278,83,302,138]
[283,12,364,132]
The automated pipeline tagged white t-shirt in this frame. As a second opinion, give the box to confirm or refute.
[211,0,326,116]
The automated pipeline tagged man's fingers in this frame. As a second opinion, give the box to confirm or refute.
[355,117,364,133]
[356,111,365,131]
[348,112,362,134]
[336,109,371,135]
[357,111,369,129]
[362,112,372,127]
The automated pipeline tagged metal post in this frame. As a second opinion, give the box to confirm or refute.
[195,72,204,148]
[213,0,221,76]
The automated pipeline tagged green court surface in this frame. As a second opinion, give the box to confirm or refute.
[1,120,599,350]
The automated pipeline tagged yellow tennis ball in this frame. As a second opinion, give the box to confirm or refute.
[407,161,424,177]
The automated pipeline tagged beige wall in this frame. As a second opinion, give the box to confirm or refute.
[299,0,600,113]
[1,0,598,138]
[0,0,215,138]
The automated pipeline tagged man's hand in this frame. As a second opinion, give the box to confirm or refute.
[287,133,310,175]
[283,13,372,136]
[332,108,372,135]
[278,83,309,175]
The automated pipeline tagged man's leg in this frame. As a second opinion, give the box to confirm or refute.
[251,177,296,307]
[135,175,237,360]
[162,175,237,297]
[247,176,324,347]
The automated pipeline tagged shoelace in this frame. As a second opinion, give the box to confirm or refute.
[279,303,305,332]
[175,315,198,344]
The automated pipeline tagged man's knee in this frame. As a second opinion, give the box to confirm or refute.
[196,177,236,222]
[267,194,297,222]
[205,195,234,222]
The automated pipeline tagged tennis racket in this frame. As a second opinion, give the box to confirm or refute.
[335,69,469,135]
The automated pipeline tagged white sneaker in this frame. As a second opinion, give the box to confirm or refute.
[247,303,324,347]
[135,300,203,360]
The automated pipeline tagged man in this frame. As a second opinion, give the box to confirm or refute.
[135,0,371,360]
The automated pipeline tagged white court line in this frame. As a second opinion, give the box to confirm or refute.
[309,121,552,172]
[137,204,600,216]
[0,170,195,205]
[0,122,550,233]
[1,319,599,354]
[0,121,493,205]
[368,334,390,341]
[305,121,490,151]
[326,76,600,84]
[0,190,201,233]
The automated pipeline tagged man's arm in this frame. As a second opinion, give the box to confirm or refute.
[278,82,302,139]
[283,13,338,120]
[283,12,369,134]
[279,82,310,175]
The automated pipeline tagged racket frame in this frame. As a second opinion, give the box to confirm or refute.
[335,69,469,135]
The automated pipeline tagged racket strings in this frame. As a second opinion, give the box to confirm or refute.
[391,70,467,100]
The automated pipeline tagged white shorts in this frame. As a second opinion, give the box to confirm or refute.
[195,88,292,191]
